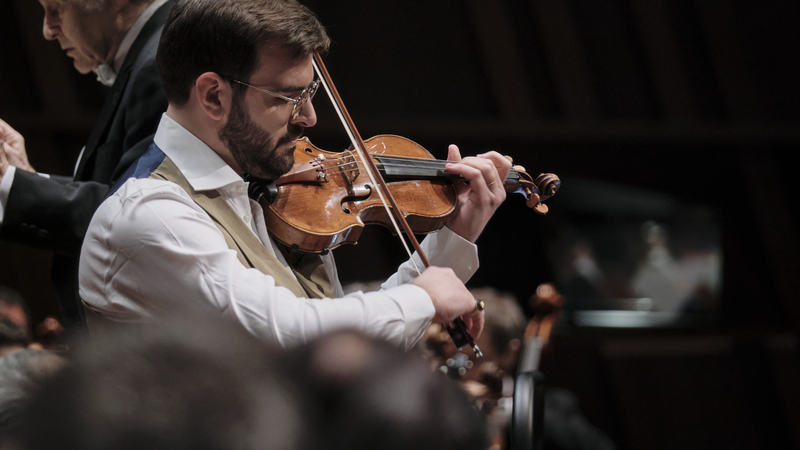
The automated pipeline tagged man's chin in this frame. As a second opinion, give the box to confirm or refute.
[271,154,296,180]
[249,154,295,181]
[73,61,96,75]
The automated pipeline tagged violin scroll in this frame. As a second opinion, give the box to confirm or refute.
[507,164,561,215]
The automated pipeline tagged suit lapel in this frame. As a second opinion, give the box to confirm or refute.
[75,68,131,180]
[74,0,175,180]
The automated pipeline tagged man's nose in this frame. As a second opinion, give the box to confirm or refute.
[292,100,317,128]
[42,13,60,40]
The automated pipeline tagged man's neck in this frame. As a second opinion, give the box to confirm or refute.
[165,105,242,175]
[102,1,155,66]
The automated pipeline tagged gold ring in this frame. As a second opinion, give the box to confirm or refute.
[467,299,486,317]
[487,181,496,186]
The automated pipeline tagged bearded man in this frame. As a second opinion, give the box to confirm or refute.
[78,0,512,349]
[0,0,175,341]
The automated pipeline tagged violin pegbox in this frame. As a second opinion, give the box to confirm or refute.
[511,165,561,215]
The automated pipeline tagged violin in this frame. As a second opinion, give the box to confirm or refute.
[260,134,561,255]
[253,53,560,357]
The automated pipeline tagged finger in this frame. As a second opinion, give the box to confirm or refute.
[477,151,513,181]
[448,157,502,198]
[447,144,462,162]
[0,119,13,137]
[463,312,484,339]
[446,156,492,180]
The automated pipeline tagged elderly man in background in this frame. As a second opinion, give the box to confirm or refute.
[0,0,174,342]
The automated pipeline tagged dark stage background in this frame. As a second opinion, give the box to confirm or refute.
[1,0,798,448]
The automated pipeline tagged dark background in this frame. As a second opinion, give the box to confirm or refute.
[1,0,798,448]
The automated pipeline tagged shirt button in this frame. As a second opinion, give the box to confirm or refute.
[243,214,251,223]
[236,185,245,192]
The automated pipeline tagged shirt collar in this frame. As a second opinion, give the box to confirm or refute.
[95,0,170,87]
[153,114,244,192]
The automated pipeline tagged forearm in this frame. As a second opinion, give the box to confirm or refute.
[382,227,480,289]
[227,275,434,350]
[0,170,109,255]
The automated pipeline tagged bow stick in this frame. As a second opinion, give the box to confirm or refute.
[312,53,483,357]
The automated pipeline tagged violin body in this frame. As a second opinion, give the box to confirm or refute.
[263,135,457,253]
[271,53,560,355]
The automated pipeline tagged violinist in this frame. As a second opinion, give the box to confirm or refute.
[78,0,511,349]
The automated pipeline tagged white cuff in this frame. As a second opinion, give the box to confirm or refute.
[0,165,17,226]
[420,227,480,282]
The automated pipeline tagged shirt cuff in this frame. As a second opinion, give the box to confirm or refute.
[0,167,52,227]
[361,283,435,350]
[421,227,480,282]
[0,165,16,226]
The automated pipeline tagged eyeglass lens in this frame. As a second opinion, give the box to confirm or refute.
[292,81,319,119]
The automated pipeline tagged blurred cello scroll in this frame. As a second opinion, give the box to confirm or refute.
[519,283,564,373]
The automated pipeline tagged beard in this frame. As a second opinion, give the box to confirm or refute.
[219,97,303,181]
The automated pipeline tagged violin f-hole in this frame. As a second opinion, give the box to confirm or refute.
[341,184,373,214]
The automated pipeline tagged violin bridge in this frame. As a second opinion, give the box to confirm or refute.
[339,152,360,184]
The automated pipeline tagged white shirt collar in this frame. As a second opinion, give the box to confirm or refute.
[152,114,244,192]
[95,0,169,87]
[153,114,243,192]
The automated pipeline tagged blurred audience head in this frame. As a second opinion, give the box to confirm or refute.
[470,287,526,374]
[0,349,67,447]
[0,288,32,355]
[12,314,304,450]
[0,319,28,358]
[281,330,490,450]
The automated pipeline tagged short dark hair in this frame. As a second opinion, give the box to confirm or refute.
[157,0,330,105]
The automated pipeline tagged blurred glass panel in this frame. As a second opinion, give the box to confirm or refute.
[548,178,721,327]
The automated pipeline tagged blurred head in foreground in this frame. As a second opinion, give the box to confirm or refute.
[12,315,303,450]
[282,330,489,450]
[0,349,67,447]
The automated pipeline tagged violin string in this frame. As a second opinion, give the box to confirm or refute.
[295,161,453,180]
[305,158,518,181]
[316,152,520,175]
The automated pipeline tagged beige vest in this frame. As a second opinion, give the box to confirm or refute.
[150,156,334,299]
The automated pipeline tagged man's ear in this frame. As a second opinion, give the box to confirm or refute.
[194,72,231,122]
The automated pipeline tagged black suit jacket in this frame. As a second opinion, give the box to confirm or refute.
[0,0,174,340]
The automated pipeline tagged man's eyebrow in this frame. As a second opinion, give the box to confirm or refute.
[273,84,307,95]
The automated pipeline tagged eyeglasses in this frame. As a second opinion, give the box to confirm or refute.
[227,77,320,120]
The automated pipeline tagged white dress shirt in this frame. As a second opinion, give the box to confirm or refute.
[79,114,480,349]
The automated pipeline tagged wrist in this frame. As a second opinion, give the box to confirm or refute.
[444,221,482,244]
